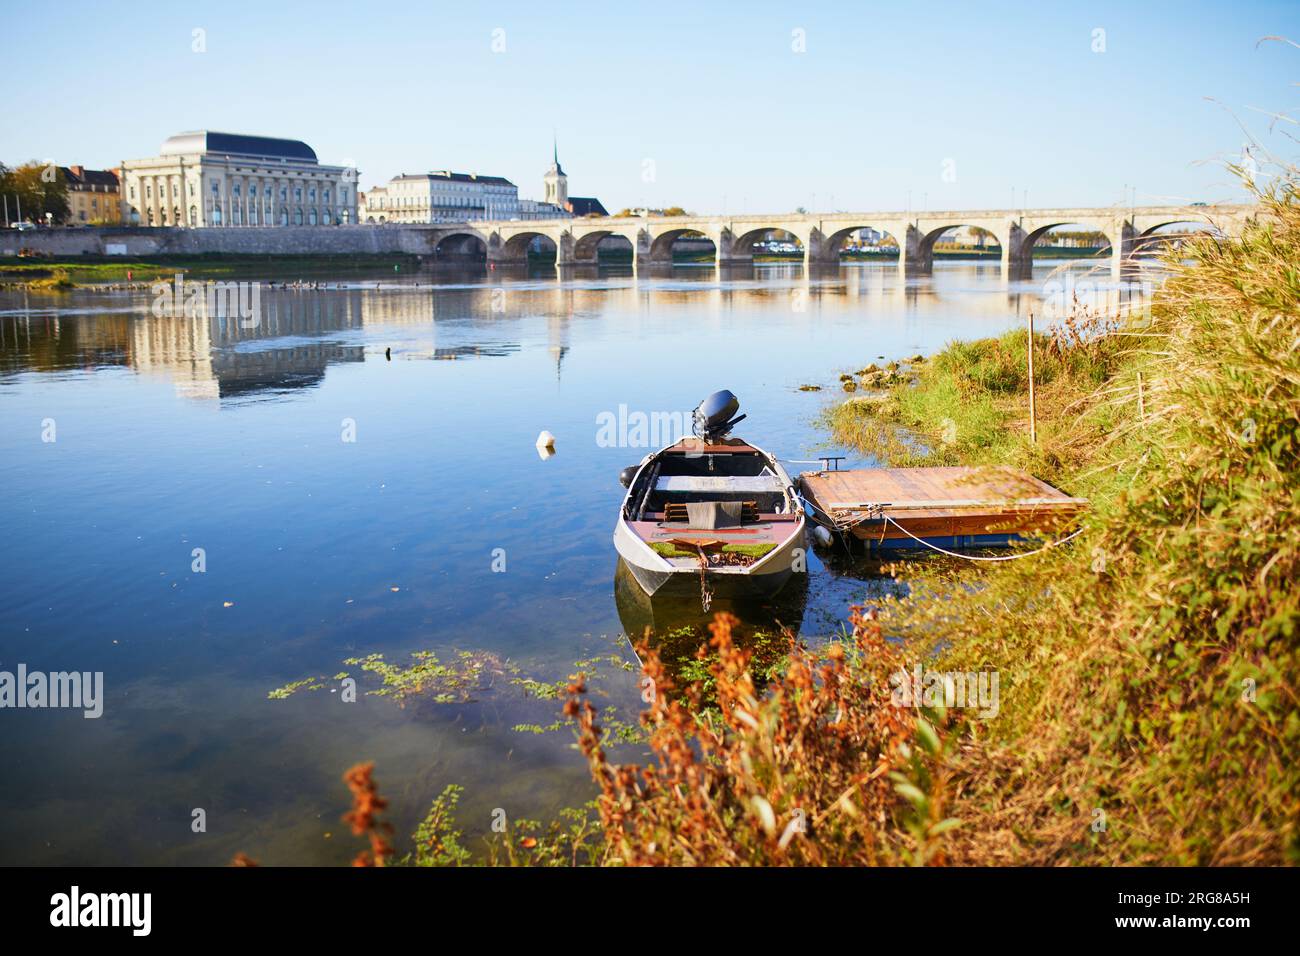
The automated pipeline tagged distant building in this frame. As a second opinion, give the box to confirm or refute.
[518,197,567,220]
[542,142,567,210]
[120,131,357,227]
[356,143,606,224]
[359,171,519,223]
[540,141,605,218]
[61,166,121,224]
[566,197,607,217]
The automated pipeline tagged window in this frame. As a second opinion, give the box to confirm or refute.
[323,189,330,203]
[190,206,198,226]
[323,210,331,225]
[189,183,195,196]
[279,208,288,226]
[280,187,287,201]
[308,188,316,202]
[250,185,257,197]
[212,182,220,194]
[129,186,136,199]
[295,208,303,225]
[233,184,241,197]
[146,185,152,199]
[309,208,318,225]
[294,187,302,201]
[212,207,222,225]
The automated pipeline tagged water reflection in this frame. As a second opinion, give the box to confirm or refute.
[0,258,1142,864]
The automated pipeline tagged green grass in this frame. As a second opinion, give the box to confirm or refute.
[828,182,1300,865]
[649,541,776,559]
[0,252,424,285]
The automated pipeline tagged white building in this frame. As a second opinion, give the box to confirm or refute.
[518,198,567,220]
[120,131,357,227]
[359,171,519,223]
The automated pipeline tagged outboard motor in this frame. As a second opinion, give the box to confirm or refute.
[692,389,747,442]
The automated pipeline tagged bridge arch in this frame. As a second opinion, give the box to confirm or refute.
[1022,222,1113,269]
[726,226,805,262]
[817,224,902,261]
[500,231,559,262]
[648,228,716,263]
[1136,219,1224,239]
[433,231,487,261]
[572,229,634,262]
[920,223,1004,257]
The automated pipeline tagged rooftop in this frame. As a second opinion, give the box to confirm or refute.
[159,131,319,163]
[392,171,515,186]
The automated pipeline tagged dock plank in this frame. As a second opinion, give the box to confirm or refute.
[799,465,1086,543]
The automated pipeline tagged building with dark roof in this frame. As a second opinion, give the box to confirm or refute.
[61,166,121,224]
[121,131,357,227]
[566,197,608,217]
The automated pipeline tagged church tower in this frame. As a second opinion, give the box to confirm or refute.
[543,137,568,209]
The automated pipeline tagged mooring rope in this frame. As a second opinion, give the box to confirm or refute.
[880,514,1086,562]
[694,545,714,613]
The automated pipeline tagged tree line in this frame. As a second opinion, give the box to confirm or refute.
[0,161,71,224]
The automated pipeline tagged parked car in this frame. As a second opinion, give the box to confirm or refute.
[10,221,37,231]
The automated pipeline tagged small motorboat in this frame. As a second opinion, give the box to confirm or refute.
[613,390,808,599]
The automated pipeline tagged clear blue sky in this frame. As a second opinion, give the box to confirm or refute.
[2,0,1296,213]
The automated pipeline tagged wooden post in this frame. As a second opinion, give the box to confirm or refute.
[1027,311,1037,444]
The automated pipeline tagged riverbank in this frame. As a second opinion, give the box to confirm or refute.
[396,183,1297,866]
[822,186,1299,865]
[0,252,424,288]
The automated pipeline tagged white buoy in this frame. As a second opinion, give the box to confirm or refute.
[812,525,834,548]
[535,430,555,450]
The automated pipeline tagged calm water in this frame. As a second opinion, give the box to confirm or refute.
[0,259,1100,864]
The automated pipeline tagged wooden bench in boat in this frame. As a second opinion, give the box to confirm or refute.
[654,475,787,494]
[628,517,799,549]
[662,501,760,523]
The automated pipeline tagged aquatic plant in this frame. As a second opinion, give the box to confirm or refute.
[342,762,394,867]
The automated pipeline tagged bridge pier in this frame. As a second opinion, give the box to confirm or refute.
[1002,222,1033,280]
[1111,220,1139,280]
[485,231,528,268]
[715,228,753,268]
[901,224,933,276]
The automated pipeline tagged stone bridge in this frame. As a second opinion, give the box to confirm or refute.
[425,204,1256,277]
[3,205,1256,279]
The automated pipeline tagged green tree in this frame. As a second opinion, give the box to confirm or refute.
[0,161,70,224]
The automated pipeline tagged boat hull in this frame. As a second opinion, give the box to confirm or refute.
[614,515,806,598]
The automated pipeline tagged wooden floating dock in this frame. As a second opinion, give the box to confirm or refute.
[797,465,1087,553]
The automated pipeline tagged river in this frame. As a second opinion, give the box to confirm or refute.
[0,258,1122,864]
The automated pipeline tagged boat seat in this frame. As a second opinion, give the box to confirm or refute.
[663,500,758,524]
[655,475,786,494]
